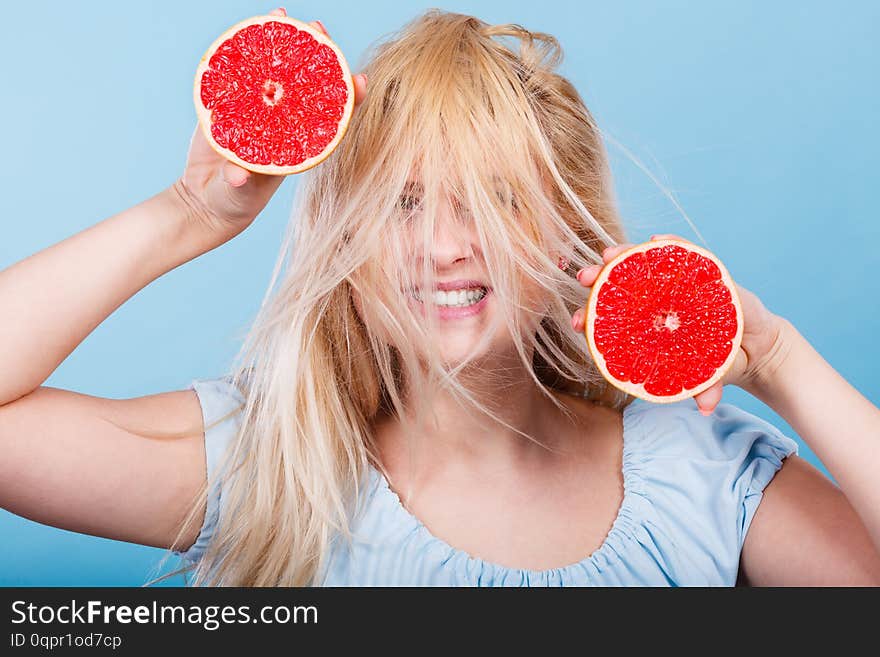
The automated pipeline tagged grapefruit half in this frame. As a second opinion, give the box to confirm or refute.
[585,239,743,403]
[194,15,355,175]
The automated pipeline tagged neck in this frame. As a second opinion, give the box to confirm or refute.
[375,348,568,480]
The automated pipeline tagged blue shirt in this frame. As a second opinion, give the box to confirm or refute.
[176,376,798,586]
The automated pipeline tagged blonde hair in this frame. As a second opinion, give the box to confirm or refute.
[174,9,633,586]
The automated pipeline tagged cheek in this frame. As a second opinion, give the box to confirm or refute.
[520,272,551,309]
[350,287,398,347]
[516,279,554,336]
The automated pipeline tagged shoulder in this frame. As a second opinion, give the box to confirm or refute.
[189,375,246,418]
[625,397,797,467]
[187,375,247,475]
[621,397,799,583]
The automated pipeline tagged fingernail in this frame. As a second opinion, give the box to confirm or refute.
[576,268,585,281]
[316,19,327,34]
[361,73,369,85]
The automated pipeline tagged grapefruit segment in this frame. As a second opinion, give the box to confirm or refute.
[585,240,743,403]
[194,15,355,175]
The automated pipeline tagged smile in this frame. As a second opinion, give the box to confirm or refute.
[406,282,492,320]
[410,286,488,307]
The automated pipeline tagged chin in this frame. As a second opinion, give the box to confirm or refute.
[435,327,515,368]
[437,343,487,366]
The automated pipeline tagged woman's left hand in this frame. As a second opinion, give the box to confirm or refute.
[569,234,792,414]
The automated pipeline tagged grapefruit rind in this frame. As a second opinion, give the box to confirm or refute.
[193,15,356,176]
[584,239,744,404]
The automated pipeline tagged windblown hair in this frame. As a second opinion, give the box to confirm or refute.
[177,9,631,586]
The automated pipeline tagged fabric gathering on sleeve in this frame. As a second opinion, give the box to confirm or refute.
[172,376,245,565]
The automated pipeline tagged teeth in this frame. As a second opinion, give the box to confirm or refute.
[410,287,488,307]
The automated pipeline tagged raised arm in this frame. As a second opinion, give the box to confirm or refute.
[0,170,234,548]
[0,122,271,548]
[0,183,226,406]
[0,10,365,552]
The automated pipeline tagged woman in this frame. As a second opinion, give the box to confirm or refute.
[1,8,878,587]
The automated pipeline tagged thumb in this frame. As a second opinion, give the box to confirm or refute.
[694,382,723,416]
[222,161,250,188]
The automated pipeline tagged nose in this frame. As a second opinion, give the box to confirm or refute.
[428,210,476,269]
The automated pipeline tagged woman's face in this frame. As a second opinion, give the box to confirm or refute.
[401,197,503,365]
[352,182,549,368]
[397,184,548,367]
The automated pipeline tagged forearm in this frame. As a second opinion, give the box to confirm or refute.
[749,318,880,549]
[0,182,217,405]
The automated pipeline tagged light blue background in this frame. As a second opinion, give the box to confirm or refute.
[1,1,877,585]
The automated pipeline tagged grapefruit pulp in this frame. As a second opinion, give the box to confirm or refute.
[585,239,743,403]
[194,15,355,175]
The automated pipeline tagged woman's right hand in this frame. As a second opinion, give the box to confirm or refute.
[174,7,368,247]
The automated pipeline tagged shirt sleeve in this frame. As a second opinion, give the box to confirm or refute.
[173,376,245,565]
[628,398,799,584]
[714,403,800,550]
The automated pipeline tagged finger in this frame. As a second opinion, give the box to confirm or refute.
[353,73,368,106]
[650,233,690,243]
[570,308,586,333]
[575,264,601,288]
[222,161,250,188]
[694,382,723,416]
[269,7,287,17]
[309,20,329,36]
[601,243,634,264]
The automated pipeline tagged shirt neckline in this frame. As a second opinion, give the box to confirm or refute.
[365,397,647,580]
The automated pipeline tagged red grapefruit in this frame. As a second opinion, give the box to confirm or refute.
[194,15,355,175]
[585,239,743,403]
